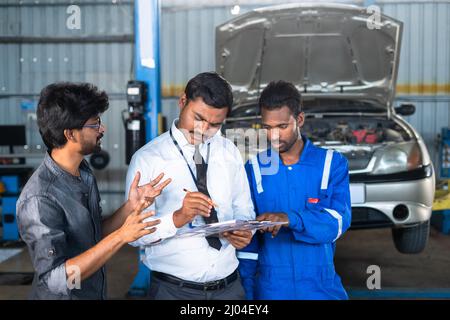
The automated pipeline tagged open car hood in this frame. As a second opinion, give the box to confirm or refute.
[216,3,403,109]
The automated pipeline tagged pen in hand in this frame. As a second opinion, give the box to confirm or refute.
[183,188,219,208]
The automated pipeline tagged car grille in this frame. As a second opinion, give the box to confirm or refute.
[351,207,393,229]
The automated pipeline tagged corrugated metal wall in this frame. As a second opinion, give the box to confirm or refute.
[1,0,449,214]
[380,1,450,172]
[159,0,363,122]
[160,5,239,125]
[0,0,134,214]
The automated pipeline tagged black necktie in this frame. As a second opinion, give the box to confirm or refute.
[194,145,222,250]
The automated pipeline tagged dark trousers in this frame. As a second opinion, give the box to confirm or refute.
[148,274,246,300]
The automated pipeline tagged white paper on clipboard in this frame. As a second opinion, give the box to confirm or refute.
[175,220,288,239]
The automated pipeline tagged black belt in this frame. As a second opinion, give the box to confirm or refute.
[152,270,238,291]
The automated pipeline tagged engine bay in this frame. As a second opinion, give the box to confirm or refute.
[303,116,412,146]
[302,116,413,171]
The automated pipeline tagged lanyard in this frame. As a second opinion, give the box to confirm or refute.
[169,127,210,185]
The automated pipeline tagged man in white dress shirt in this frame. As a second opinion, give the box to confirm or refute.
[125,72,255,300]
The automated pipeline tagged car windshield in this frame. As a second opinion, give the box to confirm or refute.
[229,105,260,118]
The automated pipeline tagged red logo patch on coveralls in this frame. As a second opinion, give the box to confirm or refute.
[308,198,320,204]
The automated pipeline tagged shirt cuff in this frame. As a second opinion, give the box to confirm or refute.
[286,210,304,233]
[155,213,178,239]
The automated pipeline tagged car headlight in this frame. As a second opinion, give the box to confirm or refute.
[371,142,423,175]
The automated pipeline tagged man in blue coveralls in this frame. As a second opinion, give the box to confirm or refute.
[238,80,351,300]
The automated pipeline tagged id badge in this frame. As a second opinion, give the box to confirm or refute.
[190,215,206,228]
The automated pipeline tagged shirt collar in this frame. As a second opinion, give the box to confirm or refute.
[44,151,90,181]
[171,119,191,148]
[299,134,312,163]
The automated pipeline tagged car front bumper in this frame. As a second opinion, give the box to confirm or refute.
[350,166,435,228]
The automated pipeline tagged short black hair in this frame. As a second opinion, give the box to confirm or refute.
[184,72,233,109]
[259,80,302,117]
[37,82,109,150]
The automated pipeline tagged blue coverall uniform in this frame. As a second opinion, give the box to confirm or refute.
[238,135,351,300]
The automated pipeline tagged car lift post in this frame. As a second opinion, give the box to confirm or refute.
[127,0,162,297]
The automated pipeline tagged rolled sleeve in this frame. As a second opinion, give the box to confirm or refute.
[17,195,70,297]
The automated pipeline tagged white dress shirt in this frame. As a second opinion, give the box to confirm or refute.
[125,119,255,282]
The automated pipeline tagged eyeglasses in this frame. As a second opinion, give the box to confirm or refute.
[82,118,103,132]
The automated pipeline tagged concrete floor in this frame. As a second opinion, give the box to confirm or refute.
[1,226,449,300]
[336,228,450,298]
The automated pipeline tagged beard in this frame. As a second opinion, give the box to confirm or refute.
[92,142,102,154]
[273,138,296,153]
[80,133,103,155]
[271,129,300,153]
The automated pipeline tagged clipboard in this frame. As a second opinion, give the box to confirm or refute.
[174,219,288,238]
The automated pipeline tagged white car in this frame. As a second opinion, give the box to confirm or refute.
[217,3,435,253]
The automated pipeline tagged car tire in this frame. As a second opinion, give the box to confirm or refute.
[392,220,430,254]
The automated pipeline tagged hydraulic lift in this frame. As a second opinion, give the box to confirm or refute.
[431,128,450,235]
[126,0,162,297]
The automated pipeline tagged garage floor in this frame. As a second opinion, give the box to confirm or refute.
[336,227,450,299]
[0,227,449,300]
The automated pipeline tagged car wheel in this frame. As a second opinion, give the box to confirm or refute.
[392,220,430,254]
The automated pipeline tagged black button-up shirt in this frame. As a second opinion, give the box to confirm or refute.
[17,153,106,299]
